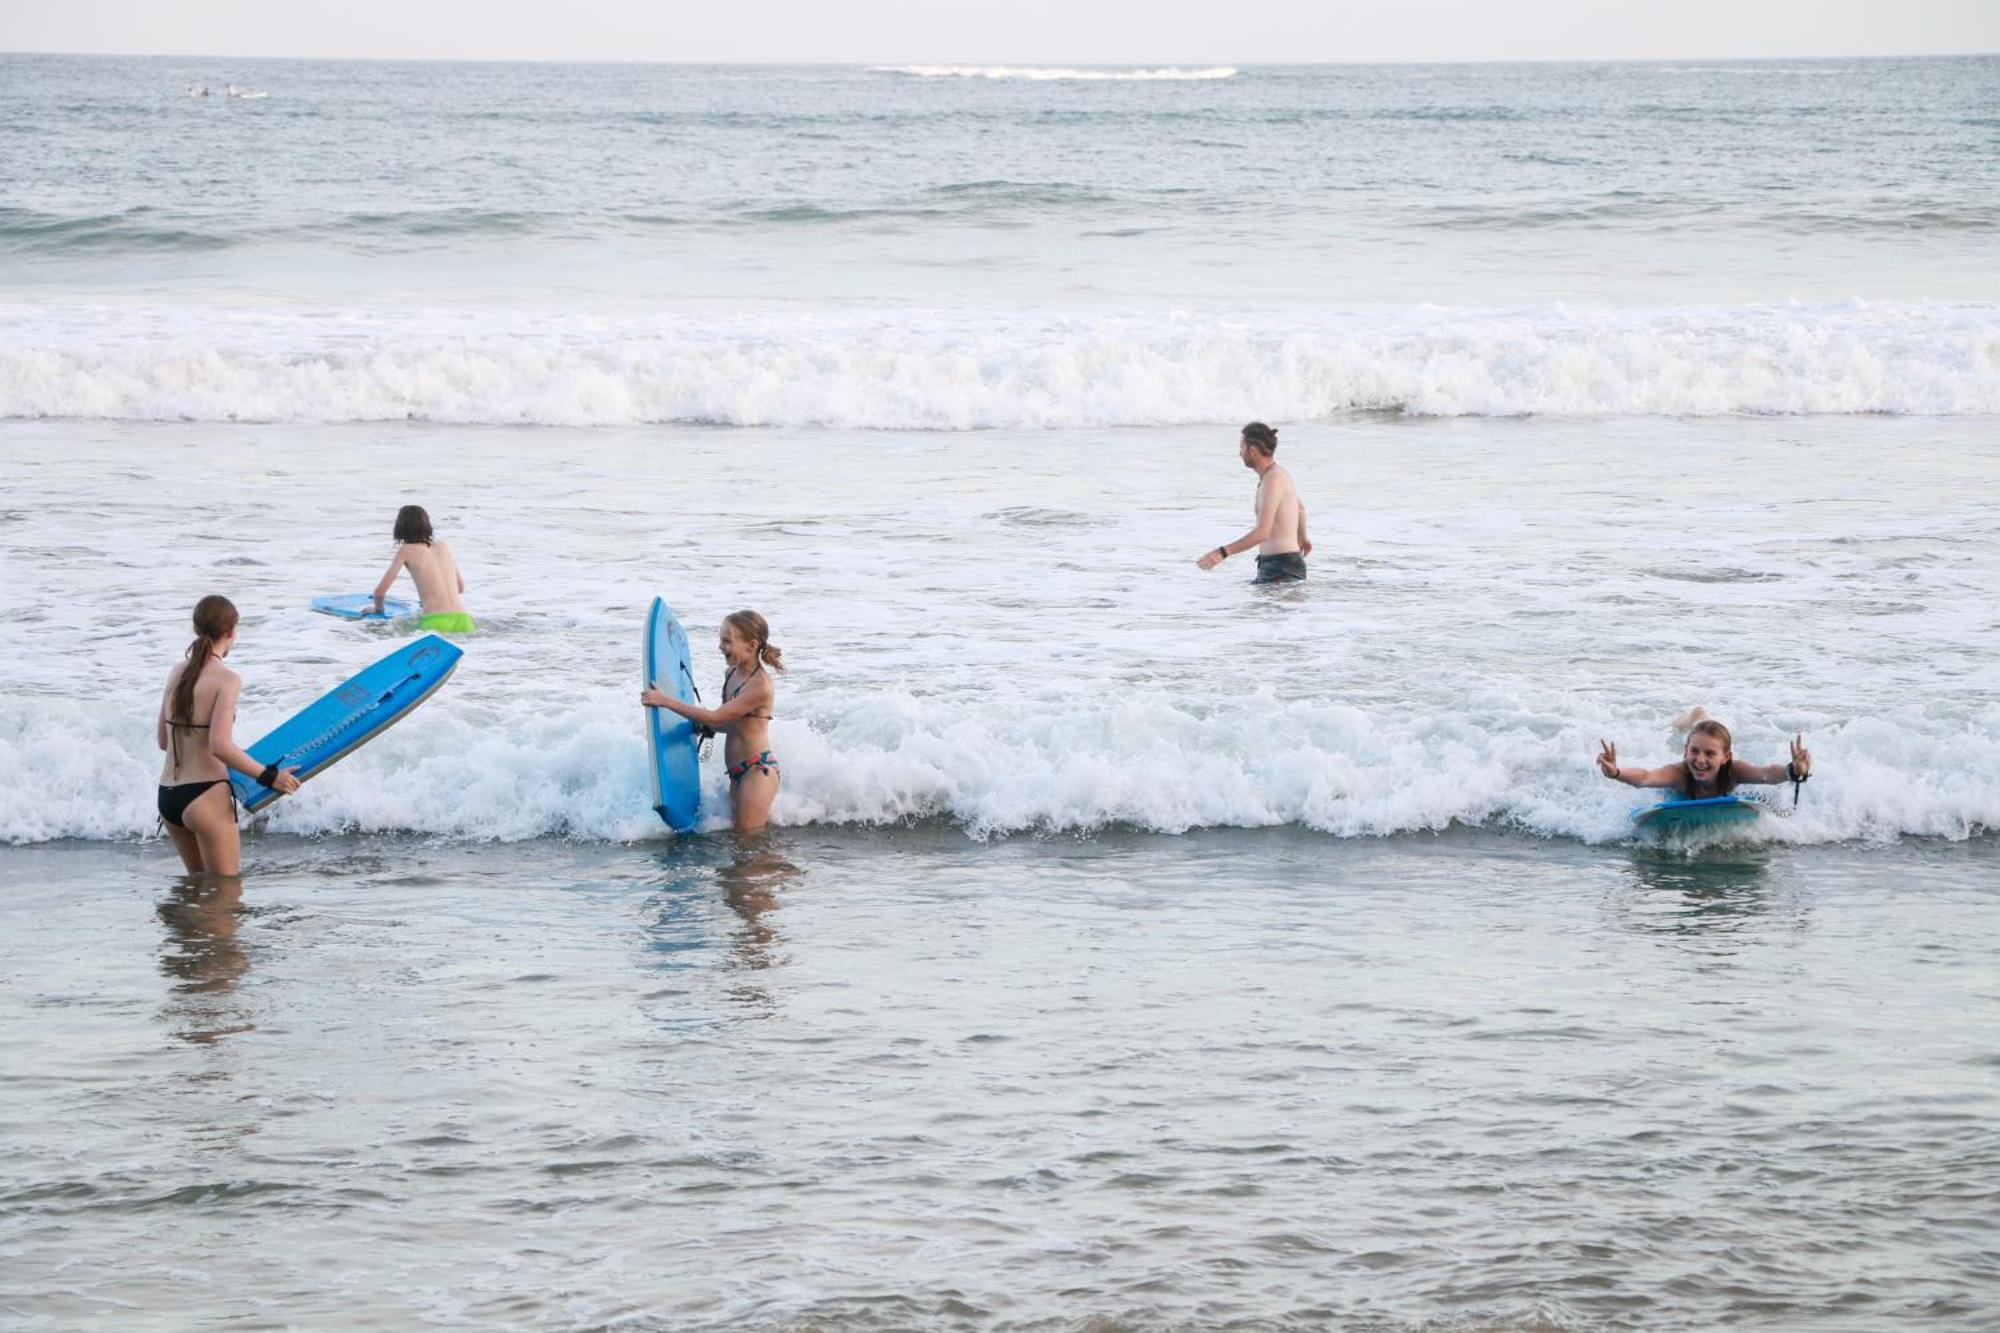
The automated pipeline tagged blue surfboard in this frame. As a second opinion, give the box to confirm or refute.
[230,634,464,814]
[644,597,702,833]
[1632,794,1766,832]
[312,593,416,621]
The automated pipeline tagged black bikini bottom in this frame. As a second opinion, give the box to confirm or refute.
[159,779,232,829]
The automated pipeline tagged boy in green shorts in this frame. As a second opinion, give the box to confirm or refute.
[374,505,476,634]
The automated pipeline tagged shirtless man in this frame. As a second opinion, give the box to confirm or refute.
[373,504,475,633]
[1195,421,1310,582]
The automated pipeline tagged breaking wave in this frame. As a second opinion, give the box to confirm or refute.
[2,301,1996,426]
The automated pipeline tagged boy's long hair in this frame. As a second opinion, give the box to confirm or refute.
[394,505,434,545]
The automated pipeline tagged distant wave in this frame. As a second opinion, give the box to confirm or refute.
[0,206,239,255]
[5,692,1994,845]
[1410,197,2000,234]
[2,301,1995,426]
[7,190,1997,257]
[873,65,1238,81]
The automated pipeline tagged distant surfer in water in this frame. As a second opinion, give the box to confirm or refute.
[1597,708,1811,799]
[156,595,300,877]
[373,505,474,633]
[642,611,784,831]
[1195,421,1310,582]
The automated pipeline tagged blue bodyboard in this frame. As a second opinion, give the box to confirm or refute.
[644,597,703,833]
[313,593,416,621]
[230,634,463,813]
[1632,794,1766,832]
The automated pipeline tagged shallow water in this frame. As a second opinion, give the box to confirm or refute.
[3,830,1996,1329]
[5,50,1999,1331]
[3,414,1996,846]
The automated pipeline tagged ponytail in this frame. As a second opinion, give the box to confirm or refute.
[725,609,785,673]
[171,595,239,724]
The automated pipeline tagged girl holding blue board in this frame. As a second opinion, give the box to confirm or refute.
[643,610,785,832]
[156,595,300,877]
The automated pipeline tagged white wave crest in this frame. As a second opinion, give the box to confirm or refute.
[6,693,1996,847]
[874,65,1238,81]
[2,301,1996,427]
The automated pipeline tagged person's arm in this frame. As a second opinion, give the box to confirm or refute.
[1730,735,1812,785]
[1197,479,1283,570]
[641,675,769,729]
[157,673,172,752]
[208,674,301,792]
[372,546,408,613]
[1298,501,1312,559]
[1596,740,1681,788]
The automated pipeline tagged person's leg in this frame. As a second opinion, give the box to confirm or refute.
[163,815,206,874]
[731,764,780,832]
[180,784,243,878]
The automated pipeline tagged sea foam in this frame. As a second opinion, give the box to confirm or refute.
[8,692,1995,847]
[3,302,1995,427]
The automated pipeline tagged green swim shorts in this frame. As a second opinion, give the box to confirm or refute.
[419,611,477,634]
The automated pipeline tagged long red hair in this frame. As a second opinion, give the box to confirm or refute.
[170,594,238,724]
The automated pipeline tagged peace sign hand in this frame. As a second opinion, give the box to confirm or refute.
[1790,734,1811,778]
[1597,739,1619,779]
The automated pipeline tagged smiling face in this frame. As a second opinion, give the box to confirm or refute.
[1683,731,1732,786]
[718,622,754,669]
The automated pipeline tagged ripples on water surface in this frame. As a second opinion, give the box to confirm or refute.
[4,831,1997,1329]
[4,51,1999,1332]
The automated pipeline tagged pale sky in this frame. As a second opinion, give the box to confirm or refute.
[4,0,1997,64]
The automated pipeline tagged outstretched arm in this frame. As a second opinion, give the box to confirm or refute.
[1596,740,1682,788]
[372,544,406,612]
[1731,735,1812,785]
[642,675,769,729]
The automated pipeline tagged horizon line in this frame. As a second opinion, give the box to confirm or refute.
[3,48,1996,69]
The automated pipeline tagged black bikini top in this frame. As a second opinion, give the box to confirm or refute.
[163,716,209,767]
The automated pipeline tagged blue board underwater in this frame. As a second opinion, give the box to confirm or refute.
[312,593,416,621]
[644,598,703,833]
[1631,794,1766,832]
[230,634,464,813]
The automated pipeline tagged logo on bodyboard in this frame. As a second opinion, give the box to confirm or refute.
[337,684,369,707]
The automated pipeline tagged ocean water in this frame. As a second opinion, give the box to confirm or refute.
[2,53,1999,1330]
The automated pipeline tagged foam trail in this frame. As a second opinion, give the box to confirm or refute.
[874,65,1238,81]
[8,694,1995,846]
[3,302,1997,426]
